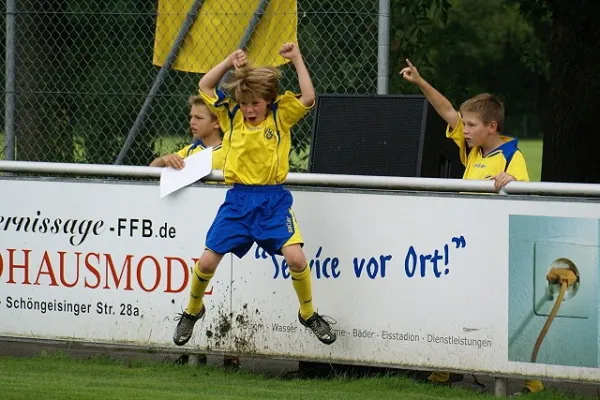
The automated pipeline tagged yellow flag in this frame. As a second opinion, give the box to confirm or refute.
[153,0,298,73]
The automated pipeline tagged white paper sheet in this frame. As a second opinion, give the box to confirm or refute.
[159,148,213,198]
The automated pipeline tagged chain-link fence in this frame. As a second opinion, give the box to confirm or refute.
[1,0,382,172]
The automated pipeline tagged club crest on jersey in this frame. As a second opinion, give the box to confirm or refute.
[264,127,275,140]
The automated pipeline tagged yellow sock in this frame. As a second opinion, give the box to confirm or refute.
[290,264,314,320]
[524,379,544,393]
[428,371,450,384]
[185,261,214,316]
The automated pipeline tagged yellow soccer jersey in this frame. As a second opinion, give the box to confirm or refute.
[446,114,529,182]
[176,140,226,170]
[200,89,313,185]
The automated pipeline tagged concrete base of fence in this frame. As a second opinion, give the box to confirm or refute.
[494,377,508,397]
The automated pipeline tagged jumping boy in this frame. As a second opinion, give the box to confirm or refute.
[150,95,225,171]
[400,60,540,395]
[173,43,337,347]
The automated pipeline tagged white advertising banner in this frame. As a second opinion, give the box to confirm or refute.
[1,178,600,382]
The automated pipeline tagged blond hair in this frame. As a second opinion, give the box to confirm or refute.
[459,93,505,132]
[221,65,282,104]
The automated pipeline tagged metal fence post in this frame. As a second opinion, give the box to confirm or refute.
[377,0,390,95]
[5,0,17,161]
[218,0,271,90]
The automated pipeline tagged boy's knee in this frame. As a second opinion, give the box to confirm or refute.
[283,247,307,272]
[198,249,223,274]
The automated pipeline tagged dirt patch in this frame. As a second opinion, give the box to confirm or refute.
[203,303,263,354]
[217,312,232,337]
[203,305,233,349]
[230,304,262,354]
[235,313,248,326]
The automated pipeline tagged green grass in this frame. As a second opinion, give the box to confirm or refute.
[0,353,587,400]
[519,139,543,182]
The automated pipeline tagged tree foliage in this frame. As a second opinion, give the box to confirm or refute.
[391,0,549,139]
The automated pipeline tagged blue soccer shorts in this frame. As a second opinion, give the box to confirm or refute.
[205,184,304,258]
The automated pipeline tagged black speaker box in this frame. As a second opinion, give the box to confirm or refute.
[308,94,465,179]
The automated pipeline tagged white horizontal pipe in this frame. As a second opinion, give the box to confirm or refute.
[1,160,600,197]
[501,180,600,196]
[0,160,163,178]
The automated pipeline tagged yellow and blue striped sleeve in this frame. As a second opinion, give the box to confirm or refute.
[275,91,314,135]
[199,89,235,135]
[506,150,530,181]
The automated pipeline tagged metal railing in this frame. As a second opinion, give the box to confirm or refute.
[2,160,600,198]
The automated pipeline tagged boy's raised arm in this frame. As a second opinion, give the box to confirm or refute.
[280,43,315,107]
[199,50,248,97]
[400,59,460,129]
